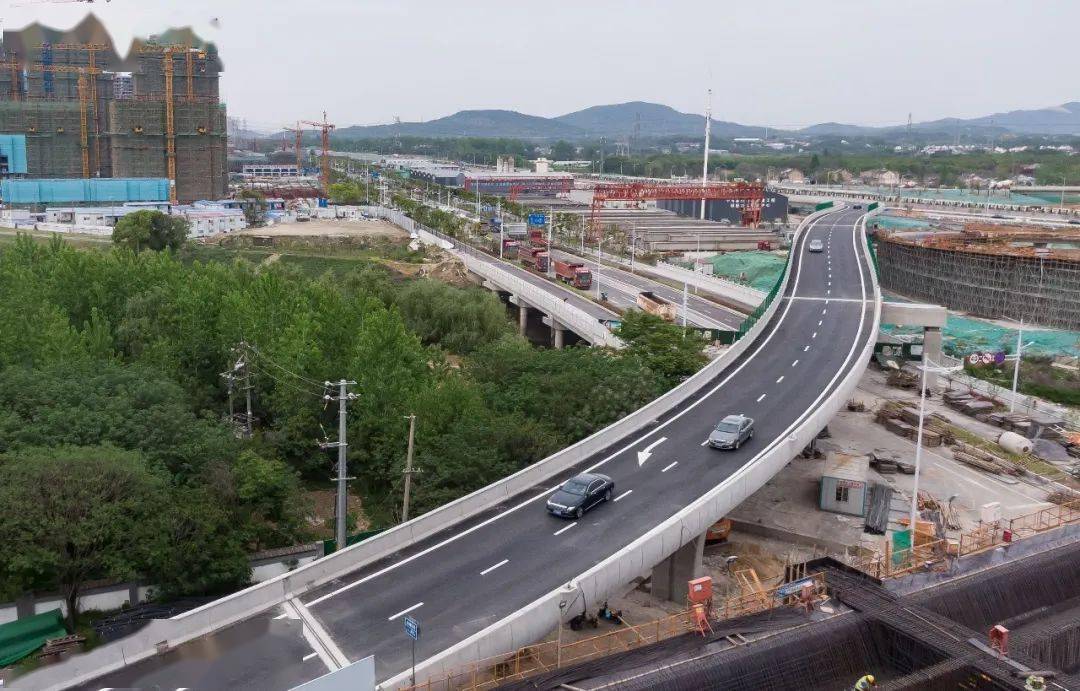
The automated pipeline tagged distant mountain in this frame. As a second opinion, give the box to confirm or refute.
[334,110,583,140]
[554,101,768,139]
[322,100,1080,142]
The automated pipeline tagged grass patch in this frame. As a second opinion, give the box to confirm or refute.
[964,357,1080,408]
[950,425,1065,479]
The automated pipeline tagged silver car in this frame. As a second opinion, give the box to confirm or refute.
[808,239,824,253]
[709,414,754,450]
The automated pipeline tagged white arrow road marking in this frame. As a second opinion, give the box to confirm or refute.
[636,436,667,466]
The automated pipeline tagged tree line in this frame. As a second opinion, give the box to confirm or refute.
[0,233,701,626]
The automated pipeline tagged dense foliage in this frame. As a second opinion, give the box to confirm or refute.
[0,234,685,613]
[112,210,189,252]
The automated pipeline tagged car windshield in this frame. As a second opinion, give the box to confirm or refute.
[562,479,589,495]
[715,421,740,433]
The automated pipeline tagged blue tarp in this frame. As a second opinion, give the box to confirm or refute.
[1,178,170,204]
[0,134,28,174]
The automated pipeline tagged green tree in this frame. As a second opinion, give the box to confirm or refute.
[0,445,167,627]
[615,311,706,385]
[112,210,189,252]
[236,189,269,227]
[328,181,363,205]
[551,140,575,161]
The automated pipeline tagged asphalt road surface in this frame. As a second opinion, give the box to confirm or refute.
[74,208,873,690]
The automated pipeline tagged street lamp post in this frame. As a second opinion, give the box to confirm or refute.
[1007,320,1035,413]
[909,358,964,548]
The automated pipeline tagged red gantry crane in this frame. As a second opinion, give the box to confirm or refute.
[301,112,335,194]
[589,181,767,239]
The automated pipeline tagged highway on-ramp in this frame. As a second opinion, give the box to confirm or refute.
[68,207,875,690]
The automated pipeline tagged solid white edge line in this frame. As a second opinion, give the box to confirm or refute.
[613,490,633,502]
[387,602,424,621]
[553,522,577,536]
[480,559,510,576]
[661,461,678,473]
[306,211,837,609]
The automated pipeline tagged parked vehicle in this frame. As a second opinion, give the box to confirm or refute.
[636,291,677,321]
[808,239,824,253]
[504,222,528,239]
[528,228,548,248]
[546,472,615,518]
[708,414,754,450]
[553,260,592,289]
[521,247,550,273]
[487,236,520,259]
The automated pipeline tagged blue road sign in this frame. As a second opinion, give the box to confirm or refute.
[528,213,547,226]
[404,615,420,641]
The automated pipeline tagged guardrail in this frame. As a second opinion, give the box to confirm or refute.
[14,207,845,691]
[645,261,765,312]
[366,205,622,348]
[380,204,879,689]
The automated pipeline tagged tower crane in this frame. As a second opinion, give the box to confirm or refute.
[300,112,334,194]
[283,122,305,174]
[52,43,108,176]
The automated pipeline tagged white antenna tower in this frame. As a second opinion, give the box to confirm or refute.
[700,87,712,220]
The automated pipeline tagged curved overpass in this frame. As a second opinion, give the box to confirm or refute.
[32,207,879,691]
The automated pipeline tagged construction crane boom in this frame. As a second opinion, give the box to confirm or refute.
[284,122,305,174]
[300,112,335,194]
[51,43,108,176]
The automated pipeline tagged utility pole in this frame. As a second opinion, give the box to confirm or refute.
[321,380,357,551]
[630,222,636,273]
[596,235,602,300]
[401,414,420,522]
[701,88,712,220]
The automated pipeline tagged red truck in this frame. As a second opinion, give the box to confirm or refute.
[487,236,520,259]
[521,247,550,273]
[528,228,548,248]
[553,259,592,290]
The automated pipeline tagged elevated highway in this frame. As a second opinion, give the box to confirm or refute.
[28,207,879,691]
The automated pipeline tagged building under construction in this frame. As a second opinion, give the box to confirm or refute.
[875,223,1080,330]
[0,18,227,203]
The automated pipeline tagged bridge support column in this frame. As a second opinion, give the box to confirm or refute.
[923,326,943,389]
[552,321,566,349]
[651,532,706,603]
[518,300,529,337]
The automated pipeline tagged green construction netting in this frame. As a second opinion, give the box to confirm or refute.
[864,186,1057,206]
[701,251,787,292]
[868,215,931,230]
[881,293,1080,357]
[0,608,66,666]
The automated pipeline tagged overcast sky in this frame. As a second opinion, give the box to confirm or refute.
[4,0,1077,132]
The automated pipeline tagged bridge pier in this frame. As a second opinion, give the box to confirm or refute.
[651,532,706,603]
[552,321,566,349]
[923,326,943,389]
[518,301,529,337]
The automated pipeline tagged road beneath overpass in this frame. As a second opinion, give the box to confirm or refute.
[70,207,874,690]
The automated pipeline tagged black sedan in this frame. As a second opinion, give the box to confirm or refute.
[546,472,614,519]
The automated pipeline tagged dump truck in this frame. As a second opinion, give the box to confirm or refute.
[504,222,528,240]
[521,247,550,273]
[487,236,520,259]
[553,260,592,290]
[636,291,677,321]
[528,228,548,248]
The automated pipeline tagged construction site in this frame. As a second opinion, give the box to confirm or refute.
[0,16,227,204]
[875,223,1080,331]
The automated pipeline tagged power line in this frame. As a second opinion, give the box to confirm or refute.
[245,343,325,387]
[245,359,324,398]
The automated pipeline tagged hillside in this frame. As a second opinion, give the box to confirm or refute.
[334,109,583,139]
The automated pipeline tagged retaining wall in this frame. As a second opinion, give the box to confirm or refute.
[380,205,880,689]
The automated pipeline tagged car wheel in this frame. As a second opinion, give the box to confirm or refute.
[735,439,741,450]
[605,489,612,502]
[750,430,755,439]
[575,507,583,519]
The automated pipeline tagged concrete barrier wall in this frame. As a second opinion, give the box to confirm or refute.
[18,207,842,691]
[379,205,869,689]
[647,261,766,311]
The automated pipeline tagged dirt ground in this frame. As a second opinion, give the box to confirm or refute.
[380,253,475,287]
[236,218,407,239]
[304,489,369,539]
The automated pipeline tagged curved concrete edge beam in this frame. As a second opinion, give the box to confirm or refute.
[15,208,837,691]
[378,206,874,689]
